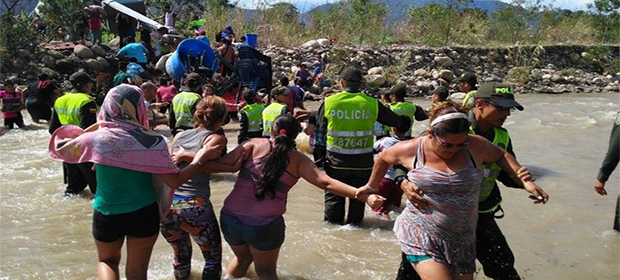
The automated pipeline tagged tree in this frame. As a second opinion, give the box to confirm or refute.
[37,0,90,40]
[588,0,620,43]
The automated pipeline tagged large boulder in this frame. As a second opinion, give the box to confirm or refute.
[84,59,105,71]
[41,55,55,68]
[55,59,74,73]
[317,38,331,48]
[367,66,383,75]
[366,74,386,87]
[300,40,320,49]
[91,45,106,57]
[74,45,95,59]
[434,56,453,67]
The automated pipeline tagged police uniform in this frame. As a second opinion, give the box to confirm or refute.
[316,67,405,225]
[49,72,98,196]
[238,102,265,144]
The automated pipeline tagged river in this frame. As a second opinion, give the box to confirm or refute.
[0,92,618,280]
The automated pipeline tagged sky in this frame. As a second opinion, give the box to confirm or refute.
[234,0,595,13]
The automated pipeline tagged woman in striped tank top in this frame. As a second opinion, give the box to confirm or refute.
[363,102,545,280]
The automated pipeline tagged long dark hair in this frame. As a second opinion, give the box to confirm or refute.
[256,114,300,200]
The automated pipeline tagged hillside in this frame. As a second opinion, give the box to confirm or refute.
[302,0,511,21]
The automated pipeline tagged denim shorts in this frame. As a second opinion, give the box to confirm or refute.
[220,211,285,251]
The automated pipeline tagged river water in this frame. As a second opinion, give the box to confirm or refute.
[0,92,618,280]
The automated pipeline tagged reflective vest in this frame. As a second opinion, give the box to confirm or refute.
[241,103,265,133]
[262,102,286,136]
[470,126,510,213]
[324,92,378,154]
[54,92,94,125]
[387,101,416,136]
[172,91,201,128]
[461,90,477,108]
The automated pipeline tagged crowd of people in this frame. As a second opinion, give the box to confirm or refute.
[2,4,618,280]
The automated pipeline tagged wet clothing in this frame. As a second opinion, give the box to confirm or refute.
[161,128,222,279]
[160,198,222,280]
[316,89,405,224]
[597,112,620,231]
[220,212,285,251]
[222,152,299,227]
[396,114,522,280]
[49,92,97,195]
[25,80,56,122]
[395,138,481,274]
[93,202,159,242]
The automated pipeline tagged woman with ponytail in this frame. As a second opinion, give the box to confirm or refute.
[216,114,385,280]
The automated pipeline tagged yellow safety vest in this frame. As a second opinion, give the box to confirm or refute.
[262,102,286,136]
[172,91,201,128]
[387,101,416,136]
[54,92,94,125]
[470,126,510,213]
[324,92,378,154]
[241,103,265,133]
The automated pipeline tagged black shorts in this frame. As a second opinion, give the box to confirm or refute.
[25,99,51,121]
[92,203,160,242]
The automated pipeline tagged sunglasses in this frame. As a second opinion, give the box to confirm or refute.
[435,136,469,149]
[484,99,515,112]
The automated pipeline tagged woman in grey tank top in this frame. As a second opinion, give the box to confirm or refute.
[160,96,240,280]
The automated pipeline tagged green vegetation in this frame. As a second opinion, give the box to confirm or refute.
[1,0,618,74]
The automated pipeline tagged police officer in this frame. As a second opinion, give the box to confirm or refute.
[395,82,550,280]
[262,86,290,137]
[457,72,478,108]
[49,72,98,196]
[169,73,203,135]
[385,83,428,137]
[238,89,265,144]
[316,66,407,225]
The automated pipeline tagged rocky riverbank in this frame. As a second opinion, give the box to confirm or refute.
[2,38,619,95]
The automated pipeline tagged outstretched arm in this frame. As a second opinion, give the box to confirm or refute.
[293,152,385,209]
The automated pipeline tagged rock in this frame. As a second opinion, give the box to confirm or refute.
[84,59,105,71]
[581,52,592,59]
[357,51,371,60]
[604,84,619,92]
[413,68,427,77]
[317,38,331,47]
[470,56,480,64]
[368,66,383,75]
[42,55,55,67]
[91,45,106,57]
[530,68,543,80]
[550,74,565,83]
[414,55,424,62]
[47,50,65,59]
[40,67,59,79]
[434,56,453,67]
[17,49,31,57]
[438,69,454,82]
[542,74,552,80]
[300,40,320,49]
[74,45,95,59]
[416,81,432,93]
[279,60,294,67]
[96,57,110,68]
[366,74,386,87]
[55,59,74,73]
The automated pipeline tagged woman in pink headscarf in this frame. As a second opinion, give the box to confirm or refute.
[49,84,223,280]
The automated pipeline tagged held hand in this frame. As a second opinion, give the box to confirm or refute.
[355,184,378,200]
[594,180,607,196]
[524,181,549,204]
[171,145,187,164]
[401,179,429,209]
[365,194,386,209]
[517,166,535,182]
